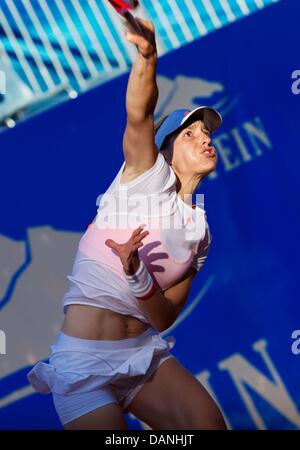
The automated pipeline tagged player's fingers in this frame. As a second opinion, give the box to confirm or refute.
[125,36,155,59]
[133,242,144,251]
[136,17,154,30]
[124,29,145,45]
[131,224,146,237]
[124,23,154,43]
[105,239,119,251]
[133,230,149,244]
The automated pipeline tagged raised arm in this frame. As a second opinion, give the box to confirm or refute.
[122,18,158,174]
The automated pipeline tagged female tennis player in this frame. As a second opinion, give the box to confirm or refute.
[27,18,227,430]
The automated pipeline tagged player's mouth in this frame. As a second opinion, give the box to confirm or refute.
[201,147,216,158]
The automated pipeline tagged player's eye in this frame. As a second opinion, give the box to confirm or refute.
[184,130,193,137]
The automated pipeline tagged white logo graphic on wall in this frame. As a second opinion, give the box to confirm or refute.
[155,74,238,122]
[0,70,5,95]
[291,330,300,355]
[0,329,6,355]
[291,70,300,95]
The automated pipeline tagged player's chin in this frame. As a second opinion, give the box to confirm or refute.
[199,156,218,174]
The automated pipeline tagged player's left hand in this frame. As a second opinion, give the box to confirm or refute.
[124,18,157,59]
[105,224,149,275]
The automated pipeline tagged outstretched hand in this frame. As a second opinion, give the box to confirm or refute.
[124,18,157,59]
[105,224,149,275]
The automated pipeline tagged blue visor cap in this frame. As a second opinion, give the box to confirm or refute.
[155,106,222,150]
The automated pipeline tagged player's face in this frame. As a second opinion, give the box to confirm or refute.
[166,120,218,176]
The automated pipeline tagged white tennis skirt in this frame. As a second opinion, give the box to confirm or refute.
[27,327,176,425]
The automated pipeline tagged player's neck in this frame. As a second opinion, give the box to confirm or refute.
[175,173,203,204]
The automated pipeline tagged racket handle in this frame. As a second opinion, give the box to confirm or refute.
[122,10,143,35]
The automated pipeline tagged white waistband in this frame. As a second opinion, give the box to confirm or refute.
[53,327,158,351]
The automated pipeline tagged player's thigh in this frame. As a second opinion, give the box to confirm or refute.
[127,357,227,430]
[64,402,128,430]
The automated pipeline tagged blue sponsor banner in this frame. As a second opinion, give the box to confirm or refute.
[0,0,299,429]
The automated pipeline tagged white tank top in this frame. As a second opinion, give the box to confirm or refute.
[62,152,211,323]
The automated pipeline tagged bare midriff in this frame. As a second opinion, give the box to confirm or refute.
[61,304,151,340]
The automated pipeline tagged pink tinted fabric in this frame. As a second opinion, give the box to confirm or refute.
[62,152,211,323]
